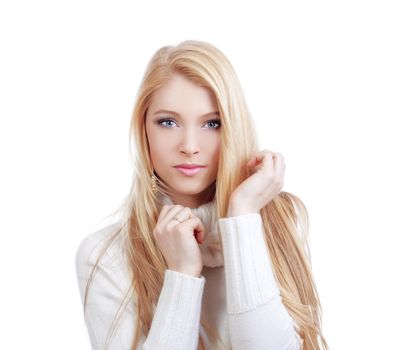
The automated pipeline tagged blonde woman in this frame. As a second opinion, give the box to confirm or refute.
[75,40,329,350]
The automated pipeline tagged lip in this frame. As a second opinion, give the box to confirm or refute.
[174,165,205,177]
[174,164,205,169]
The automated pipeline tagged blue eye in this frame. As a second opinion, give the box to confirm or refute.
[206,119,221,129]
[157,118,221,129]
[157,118,177,127]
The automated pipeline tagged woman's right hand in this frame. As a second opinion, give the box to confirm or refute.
[153,204,206,278]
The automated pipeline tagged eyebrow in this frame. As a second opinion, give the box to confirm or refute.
[153,109,220,118]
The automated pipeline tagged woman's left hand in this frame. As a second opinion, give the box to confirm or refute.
[229,150,286,215]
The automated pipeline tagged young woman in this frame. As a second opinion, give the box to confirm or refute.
[75,40,329,350]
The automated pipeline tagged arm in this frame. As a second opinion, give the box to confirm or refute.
[218,212,302,350]
[75,225,206,350]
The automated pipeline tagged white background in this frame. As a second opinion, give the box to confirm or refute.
[1,1,407,349]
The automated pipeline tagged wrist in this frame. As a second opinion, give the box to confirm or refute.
[227,199,258,217]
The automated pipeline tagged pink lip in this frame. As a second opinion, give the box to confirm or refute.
[174,164,204,169]
[175,166,204,176]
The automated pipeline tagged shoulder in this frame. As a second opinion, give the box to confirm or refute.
[75,221,134,306]
[75,221,129,285]
[75,222,139,347]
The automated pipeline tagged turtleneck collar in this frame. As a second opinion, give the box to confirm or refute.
[156,191,224,268]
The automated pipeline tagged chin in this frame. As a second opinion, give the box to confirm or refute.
[170,180,213,193]
[173,183,207,194]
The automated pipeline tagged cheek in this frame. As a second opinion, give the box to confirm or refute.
[146,129,162,164]
[149,144,166,164]
[149,128,177,147]
[210,138,221,159]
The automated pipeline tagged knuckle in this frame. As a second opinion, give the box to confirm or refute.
[165,220,175,228]
[153,227,161,236]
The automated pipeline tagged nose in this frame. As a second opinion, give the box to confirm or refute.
[178,127,200,155]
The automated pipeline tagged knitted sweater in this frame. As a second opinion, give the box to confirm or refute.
[75,195,302,349]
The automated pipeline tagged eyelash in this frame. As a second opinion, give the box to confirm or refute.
[156,118,221,129]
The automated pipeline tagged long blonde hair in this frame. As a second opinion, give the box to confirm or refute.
[82,40,329,349]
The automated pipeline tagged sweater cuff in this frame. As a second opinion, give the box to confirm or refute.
[219,213,280,314]
[143,269,205,349]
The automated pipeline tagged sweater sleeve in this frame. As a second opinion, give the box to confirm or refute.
[218,213,302,350]
[75,226,206,350]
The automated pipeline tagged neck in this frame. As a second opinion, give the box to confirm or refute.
[164,183,216,208]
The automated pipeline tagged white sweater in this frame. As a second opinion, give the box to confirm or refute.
[75,196,302,349]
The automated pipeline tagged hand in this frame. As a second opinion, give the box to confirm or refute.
[153,204,207,278]
[229,150,286,214]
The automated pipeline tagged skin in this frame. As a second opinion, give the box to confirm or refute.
[145,72,286,277]
[229,150,286,215]
[145,72,221,208]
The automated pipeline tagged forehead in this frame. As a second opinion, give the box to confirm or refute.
[148,74,218,115]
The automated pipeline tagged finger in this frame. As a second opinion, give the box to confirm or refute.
[157,206,170,226]
[179,217,205,242]
[194,230,203,244]
[272,152,285,182]
[246,151,264,166]
[195,222,207,244]
[157,202,176,219]
[246,150,267,167]
[163,206,189,225]
[246,154,256,166]
[262,151,276,171]
[250,150,275,173]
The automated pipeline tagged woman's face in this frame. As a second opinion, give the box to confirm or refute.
[145,73,221,208]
